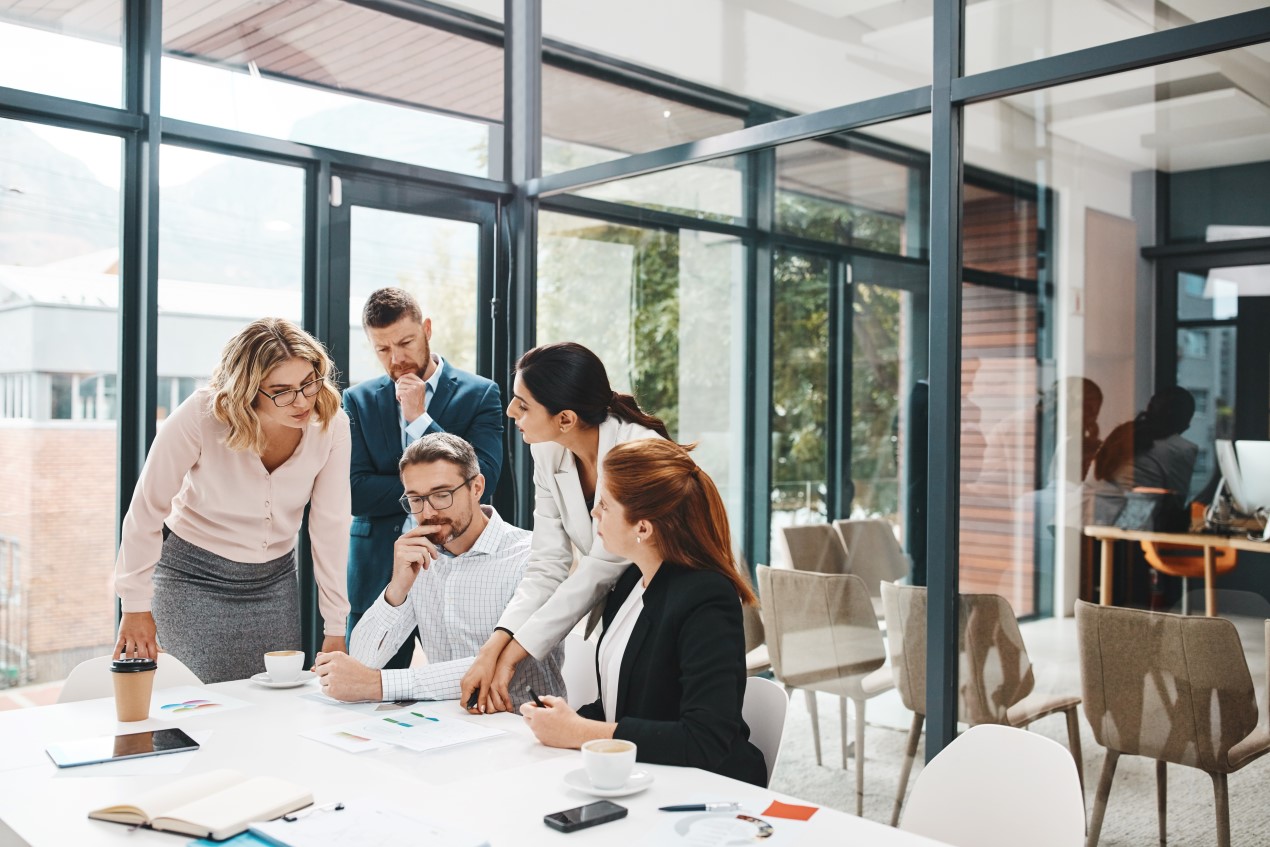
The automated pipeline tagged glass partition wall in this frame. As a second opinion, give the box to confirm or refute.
[2,3,1269,839]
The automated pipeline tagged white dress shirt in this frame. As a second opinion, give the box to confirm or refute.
[598,578,646,721]
[349,506,565,704]
[399,354,445,532]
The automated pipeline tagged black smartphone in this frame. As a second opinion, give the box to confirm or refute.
[46,727,199,768]
[543,800,628,833]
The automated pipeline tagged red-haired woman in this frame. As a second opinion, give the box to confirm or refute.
[519,439,766,786]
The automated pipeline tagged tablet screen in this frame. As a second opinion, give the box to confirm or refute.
[46,728,199,768]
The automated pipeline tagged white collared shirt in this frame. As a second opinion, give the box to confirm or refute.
[349,506,566,705]
[598,578,647,721]
[399,353,444,531]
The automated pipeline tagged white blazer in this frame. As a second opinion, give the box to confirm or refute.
[496,415,661,658]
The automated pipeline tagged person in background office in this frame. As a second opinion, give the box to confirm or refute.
[1093,385,1198,528]
[112,318,351,683]
[344,287,504,671]
[460,342,668,714]
[519,439,767,787]
[314,433,563,705]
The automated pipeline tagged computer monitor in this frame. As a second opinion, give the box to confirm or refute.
[1215,440,1249,513]
[1235,440,1270,513]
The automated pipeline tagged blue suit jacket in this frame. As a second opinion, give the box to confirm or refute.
[343,366,503,616]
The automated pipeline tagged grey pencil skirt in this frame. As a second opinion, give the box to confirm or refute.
[151,530,301,684]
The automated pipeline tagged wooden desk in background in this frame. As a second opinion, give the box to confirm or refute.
[1083,525,1270,616]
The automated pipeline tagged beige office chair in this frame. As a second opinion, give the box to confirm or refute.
[741,598,772,676]
[758,566,892,815]
[779,524,848,573]
[833,518,910,618]
[742,676,789,786]
[1077,601,1270,847]
[900,724,1085,847]
[883,582,1084,826]
[58,653,203,703]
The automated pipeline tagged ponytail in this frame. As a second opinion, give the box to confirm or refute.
[516,342,670,438]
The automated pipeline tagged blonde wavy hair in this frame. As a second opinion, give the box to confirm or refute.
[210,318,341,453]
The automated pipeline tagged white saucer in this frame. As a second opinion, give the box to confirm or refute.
[563,768,654,798]
[250,670,317,689]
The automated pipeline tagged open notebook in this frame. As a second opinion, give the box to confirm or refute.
[88,768,312,840]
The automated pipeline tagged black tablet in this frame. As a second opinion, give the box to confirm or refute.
[46,727,199,768]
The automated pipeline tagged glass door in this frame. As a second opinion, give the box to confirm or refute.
[327,175,496,389]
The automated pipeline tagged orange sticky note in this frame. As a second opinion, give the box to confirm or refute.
[762,800,819,821]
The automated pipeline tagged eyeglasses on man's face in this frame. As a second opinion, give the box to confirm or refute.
[258,374,324,408]
[399,475,477,515]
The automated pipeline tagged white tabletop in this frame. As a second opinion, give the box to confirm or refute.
[0,679,949,846]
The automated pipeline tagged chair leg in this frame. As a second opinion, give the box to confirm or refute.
[1086,750,1119,847]
[891,712,924,827]
[1156,761,1166,846]
[1065,706,1085,795]
[852,698,867,816]
[840,696,850,770]
[1181,577,1190,616]
[1211,772,1230,847]
[804,689,822,766]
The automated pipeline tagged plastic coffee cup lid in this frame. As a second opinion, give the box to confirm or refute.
[111,657,157,673]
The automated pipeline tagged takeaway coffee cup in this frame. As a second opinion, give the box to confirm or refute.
[581,738,637,790]
[264,650,304,683]
[110,657,157,722]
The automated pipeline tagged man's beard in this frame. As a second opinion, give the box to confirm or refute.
[426,514,469,547]
[391,342,432,381]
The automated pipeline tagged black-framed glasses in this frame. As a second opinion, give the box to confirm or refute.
[258,374,324,408]
[399,475,477,515]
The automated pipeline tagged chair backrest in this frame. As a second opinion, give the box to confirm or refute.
[757,566,885,694]
[742,676,789,786]
[779,524,848,573]
[1075,600,1259,772]
[741,593,766,654]
[880,582,1035,723]
[58,653,203,704]
[561,632,599,710]
[882,581,927,714]
[900,724,1085,847]
[833,519,910,593]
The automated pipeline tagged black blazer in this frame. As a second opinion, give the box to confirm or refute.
[578,563,767,787]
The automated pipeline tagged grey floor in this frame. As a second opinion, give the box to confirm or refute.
[768,595,1270,846]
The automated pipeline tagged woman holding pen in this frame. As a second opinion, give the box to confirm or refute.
[518,439,767,786]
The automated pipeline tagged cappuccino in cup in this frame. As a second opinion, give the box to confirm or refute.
[264,650,304,683]
[581,738,637,790]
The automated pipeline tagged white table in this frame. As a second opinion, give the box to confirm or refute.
[0,679,949,846]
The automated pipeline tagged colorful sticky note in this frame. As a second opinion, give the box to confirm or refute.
[762,799,819,821]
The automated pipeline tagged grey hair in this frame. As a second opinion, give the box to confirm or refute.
[399,432,480,479]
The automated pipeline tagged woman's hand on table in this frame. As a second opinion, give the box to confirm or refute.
[319,635,346,655]
[114,611,159,660]
[520,695,615,749]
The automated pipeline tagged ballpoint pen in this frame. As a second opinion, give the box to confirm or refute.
[528,687,546,708]
[659,802,742,812]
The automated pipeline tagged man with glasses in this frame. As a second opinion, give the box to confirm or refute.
[344,287,503,670]
[315,433,562,705]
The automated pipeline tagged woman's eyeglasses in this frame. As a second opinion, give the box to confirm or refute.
[258,375,324,408]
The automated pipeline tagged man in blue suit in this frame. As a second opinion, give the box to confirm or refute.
[344,287,504,670]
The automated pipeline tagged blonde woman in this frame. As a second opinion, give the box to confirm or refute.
[112,318,352,683]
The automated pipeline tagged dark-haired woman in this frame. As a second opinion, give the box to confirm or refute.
[460,342,667,713]
[519,438,767,786]
[1093,385,1198,529]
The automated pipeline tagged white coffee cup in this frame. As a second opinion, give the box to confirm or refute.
[581,738,637,790]
[264,650,304,683]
